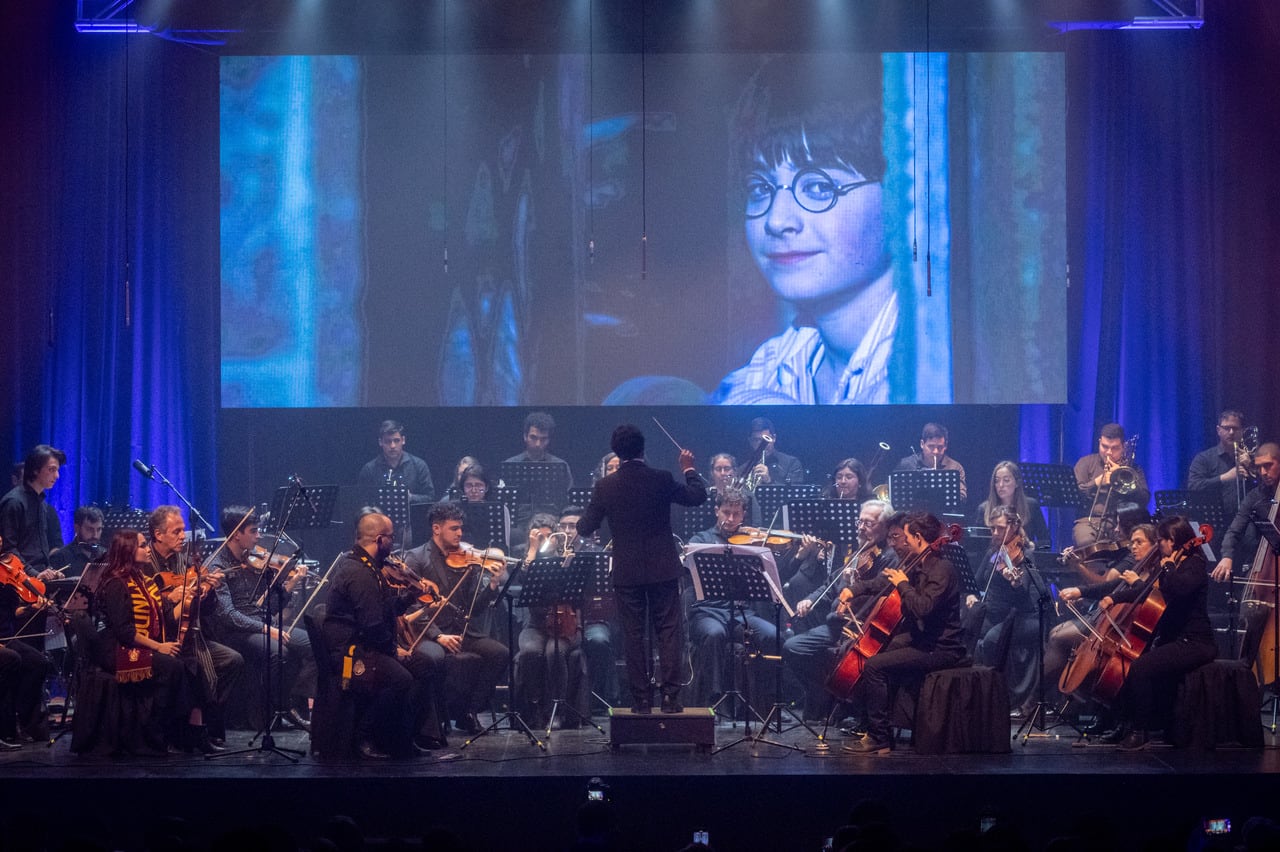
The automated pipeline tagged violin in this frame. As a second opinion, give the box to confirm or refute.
[245,543,297,574]
[0,551,50,607]
[726,526,828,552]
[444,543,514,575]
[382,554,442,605]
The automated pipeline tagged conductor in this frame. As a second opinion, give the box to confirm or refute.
[577,424,707,714]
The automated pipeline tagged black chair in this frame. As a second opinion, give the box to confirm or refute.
[66,613,155,756]
[303,613,367,760]
[1173,659,1264,750]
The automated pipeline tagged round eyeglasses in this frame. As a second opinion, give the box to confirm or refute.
[744,168,879,219]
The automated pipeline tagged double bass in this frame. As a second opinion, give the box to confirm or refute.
[825,525,962,701]
[1059,524,1212,706]
[1240,477,1280,687]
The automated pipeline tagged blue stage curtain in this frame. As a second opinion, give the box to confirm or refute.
[0,7,220,532]
[1022,6,1280,498]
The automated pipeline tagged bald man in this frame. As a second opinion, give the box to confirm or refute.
[321,512,442,758]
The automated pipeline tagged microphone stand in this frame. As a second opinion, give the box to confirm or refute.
[1017,563,1082,743]
[137,462,215,535]
[209,481,306,763]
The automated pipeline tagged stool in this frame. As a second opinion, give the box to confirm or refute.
[896,665,1011,754]
[1173,659,1263,750]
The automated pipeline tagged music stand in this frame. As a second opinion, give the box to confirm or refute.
[674,502,717,543]
[268,485,339,531]
[374,485,411,549]
[784,500,860,553]
[566,487,594,508]
[1019,463,1085,552]
[516,555,607,737]
[499,462,571,511]
[459,501,511,552]
[754,485,821,528]
[1155,491,1230,546]
[99,504,149,540]
[494,485,522,510]
[685,544,799,754]
[888,470,962,516]
[940,540,981,599]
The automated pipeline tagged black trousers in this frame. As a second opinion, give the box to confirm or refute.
[0,639,52,739]
[858,633,963,743]
[346,649,434,754]
[616,579,684,702]
[1119,637,1216,732]
[440,635,507,720]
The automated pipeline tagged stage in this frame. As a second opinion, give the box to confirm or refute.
[2,712,1276,851]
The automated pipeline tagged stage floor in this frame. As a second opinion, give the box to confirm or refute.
[2,712,1277,851]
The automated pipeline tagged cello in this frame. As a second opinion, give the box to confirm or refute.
[1239,477,1280,687]
[825,524,962,701]
[1059,524,1212,706]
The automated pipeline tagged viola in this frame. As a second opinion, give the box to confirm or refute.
[245,543,297,575]
[825,525,963,701]
[382,554,442,604]
[0,551,49,606]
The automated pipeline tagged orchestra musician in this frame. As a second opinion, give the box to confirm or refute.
[442,455,482,501]
[94,530,188,754]
[1210,442,1279,667]
[1048,524,1155,735]
[356,420,436,547]
[1098,516,1216,750]
[0,535,55,749]
[514,511,590,728]
[736,418,805,488]
[1072,423,1150,547]
[557,507,619,712]
[577,424,706,715]
[782,498,896,723]
[145,506,244,751]
[321,512,440,758]
[595,453,621,481]
[504,411,574,487]
[974,462,1050,548]
[205,506,316,733]
[0,444,66,577]
[403,501,508,736]
[893,423,967,500]
[967,507,1041,717]
[823,458,872,502]
[843,511,966,755]
[1187,409,1252,517]
[48,506,104,578]
[685,488,783,709]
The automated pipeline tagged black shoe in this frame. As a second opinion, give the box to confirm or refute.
[190,726,225,755]
[0,737,22,751]
[1118,730,1151,752]
[455,714,483,735]
[661,694,683,714]
[1093,726,1128,746]
[630,703,652,715]
[286,708,312,733]
[413,735,448,753]
[842,735,891,755]
[358,741,391,760]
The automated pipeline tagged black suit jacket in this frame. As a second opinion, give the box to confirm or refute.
[577,460,707,587]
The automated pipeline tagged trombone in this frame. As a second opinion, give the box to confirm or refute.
[1234,425,1259,511]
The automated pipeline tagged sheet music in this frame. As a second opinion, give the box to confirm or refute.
[680,543,794,619]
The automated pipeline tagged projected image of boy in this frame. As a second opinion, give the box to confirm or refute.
[714,56,897,405]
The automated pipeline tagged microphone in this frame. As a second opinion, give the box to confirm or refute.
[132,459,155,480]
[289,474,321,515]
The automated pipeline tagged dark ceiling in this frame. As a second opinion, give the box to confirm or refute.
[108,0,1205,54]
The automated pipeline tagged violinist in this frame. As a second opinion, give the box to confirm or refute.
[513,511,591,728]
[686,488,782,709]
[1100,516,1216,751]
[968,507,1041,718]
[205,506,316,733]
[844,511,965,755]
[1046,524,1155,732]
[783,499,896,723]
[0,536,55,749]
[48,506,105,579]
[321,512,439,758]
[144,507,244,751]
[403,501,508,736]
[0,444,66,576]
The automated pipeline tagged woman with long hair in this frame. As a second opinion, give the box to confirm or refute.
[823,457,872,502]
[975,461,1049,546]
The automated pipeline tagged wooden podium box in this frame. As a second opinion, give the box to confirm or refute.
[608,708,716,752]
